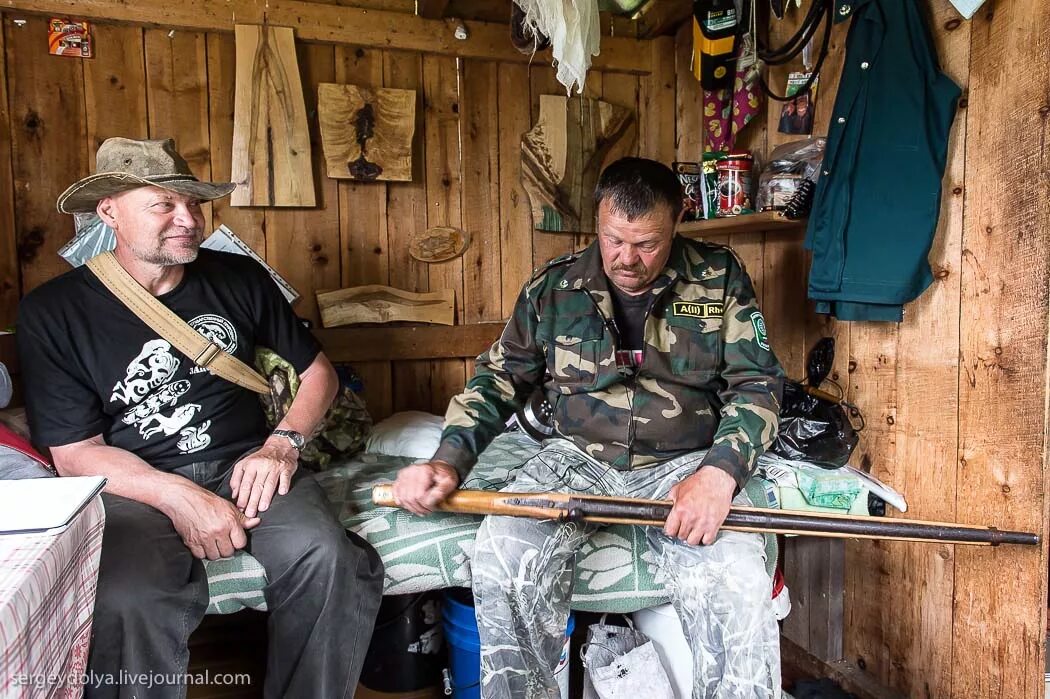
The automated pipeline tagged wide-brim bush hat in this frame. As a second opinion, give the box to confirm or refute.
[57,136,236,213]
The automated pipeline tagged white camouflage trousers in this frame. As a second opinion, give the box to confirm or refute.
[471,439,780,699]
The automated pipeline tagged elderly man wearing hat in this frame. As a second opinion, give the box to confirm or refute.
[16,138,384,699]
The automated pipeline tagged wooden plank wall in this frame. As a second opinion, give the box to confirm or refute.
[0,13,672,421]
[1,2,1048,695]
[746,1,1049,698]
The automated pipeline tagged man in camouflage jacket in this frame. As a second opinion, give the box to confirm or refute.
[395,158,785,699]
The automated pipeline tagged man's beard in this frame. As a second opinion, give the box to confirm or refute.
[136,228,202,265]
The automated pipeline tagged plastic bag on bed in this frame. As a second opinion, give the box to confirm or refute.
[770,381,858,468]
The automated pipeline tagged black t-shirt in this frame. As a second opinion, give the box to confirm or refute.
[608,283,652,370]
[16,250,321,470]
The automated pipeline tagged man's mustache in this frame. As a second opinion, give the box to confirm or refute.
[163,227,202,239]
[612,263,647,274]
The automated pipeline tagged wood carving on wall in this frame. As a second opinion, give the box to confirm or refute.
[231,24,316,207]
[317,82,416,181]
[316,285,455,327]
[521,95,635,233]
[409,226,471,263]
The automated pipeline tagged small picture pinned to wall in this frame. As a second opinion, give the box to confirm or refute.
[48,18,93,58]
[777,72,817,135]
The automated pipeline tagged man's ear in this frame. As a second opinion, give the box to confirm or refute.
[96,197,117,228]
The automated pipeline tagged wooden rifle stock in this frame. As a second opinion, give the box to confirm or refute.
[371,486,1039,547]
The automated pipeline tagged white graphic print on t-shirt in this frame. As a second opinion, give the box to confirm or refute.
[110,339,180,405]
[187,314,239,375]
[110,339,208,453]
[109,316,240,455]
[178,419,213,453]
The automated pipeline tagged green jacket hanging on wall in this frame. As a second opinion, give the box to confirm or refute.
[804,0,961,322]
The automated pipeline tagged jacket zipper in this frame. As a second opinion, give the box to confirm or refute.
[581,285,673,470]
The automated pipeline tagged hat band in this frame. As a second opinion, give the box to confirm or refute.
[145,173,200,184]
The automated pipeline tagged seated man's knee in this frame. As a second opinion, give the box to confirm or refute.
[94,569,195,626]
[665,534,771,604]
[474,515,536,561]
[472,515,563,592]
[277,525,382,584]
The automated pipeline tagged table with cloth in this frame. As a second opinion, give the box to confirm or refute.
[0,496,105,699]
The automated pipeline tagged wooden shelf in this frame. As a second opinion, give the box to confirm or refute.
[677,211,807,237]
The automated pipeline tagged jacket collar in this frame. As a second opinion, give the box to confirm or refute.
[556,236,689,318]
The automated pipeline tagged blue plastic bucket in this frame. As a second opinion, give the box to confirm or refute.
[443,589,574,699]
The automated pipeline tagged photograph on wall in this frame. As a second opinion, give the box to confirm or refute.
[777,71,817,135]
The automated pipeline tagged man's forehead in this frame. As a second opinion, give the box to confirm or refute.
[597,205,674,240]
[116,186,197,205]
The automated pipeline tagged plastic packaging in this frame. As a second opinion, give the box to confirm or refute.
[770,381,859,468]
[755,137,826,212]
[58,213,116,267]
[792,460,863,509]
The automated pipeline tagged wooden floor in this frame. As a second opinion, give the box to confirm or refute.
[185,612,909,699]
[186,612,267,699]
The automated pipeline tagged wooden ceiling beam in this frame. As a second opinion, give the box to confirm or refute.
[415,0,450,19]
[0,0,653,73]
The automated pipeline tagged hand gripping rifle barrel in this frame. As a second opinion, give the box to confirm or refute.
[371,486,1039,547]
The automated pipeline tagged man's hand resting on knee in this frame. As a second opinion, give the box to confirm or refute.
[664,466,737,546]
[392,461,460,516]
[160,481,261,560]
[231,439,300,518]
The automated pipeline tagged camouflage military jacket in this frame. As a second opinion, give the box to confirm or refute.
[433,235,785,491]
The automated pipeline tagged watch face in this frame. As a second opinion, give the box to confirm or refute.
[277,430,305,449]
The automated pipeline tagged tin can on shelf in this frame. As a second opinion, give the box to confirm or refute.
[716,153,754,217]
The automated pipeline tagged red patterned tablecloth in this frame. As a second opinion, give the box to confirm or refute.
[0,496,105,699]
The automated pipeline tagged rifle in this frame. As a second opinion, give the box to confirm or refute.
[371,486,1039,547]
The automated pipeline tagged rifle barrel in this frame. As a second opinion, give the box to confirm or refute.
[371,486,1039,547]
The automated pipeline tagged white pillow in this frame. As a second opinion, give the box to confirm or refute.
[364,411,444,459]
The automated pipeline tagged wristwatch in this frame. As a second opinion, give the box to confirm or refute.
[272,429,306,452]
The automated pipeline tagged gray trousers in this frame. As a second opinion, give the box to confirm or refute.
[86,454,384,699]
[472,440,780,699]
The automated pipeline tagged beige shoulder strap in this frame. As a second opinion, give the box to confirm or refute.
[86,251,270,395]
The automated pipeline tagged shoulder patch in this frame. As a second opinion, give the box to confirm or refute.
[751,311,770,350]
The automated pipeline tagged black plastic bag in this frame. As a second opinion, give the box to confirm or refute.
[771,381,859,468]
